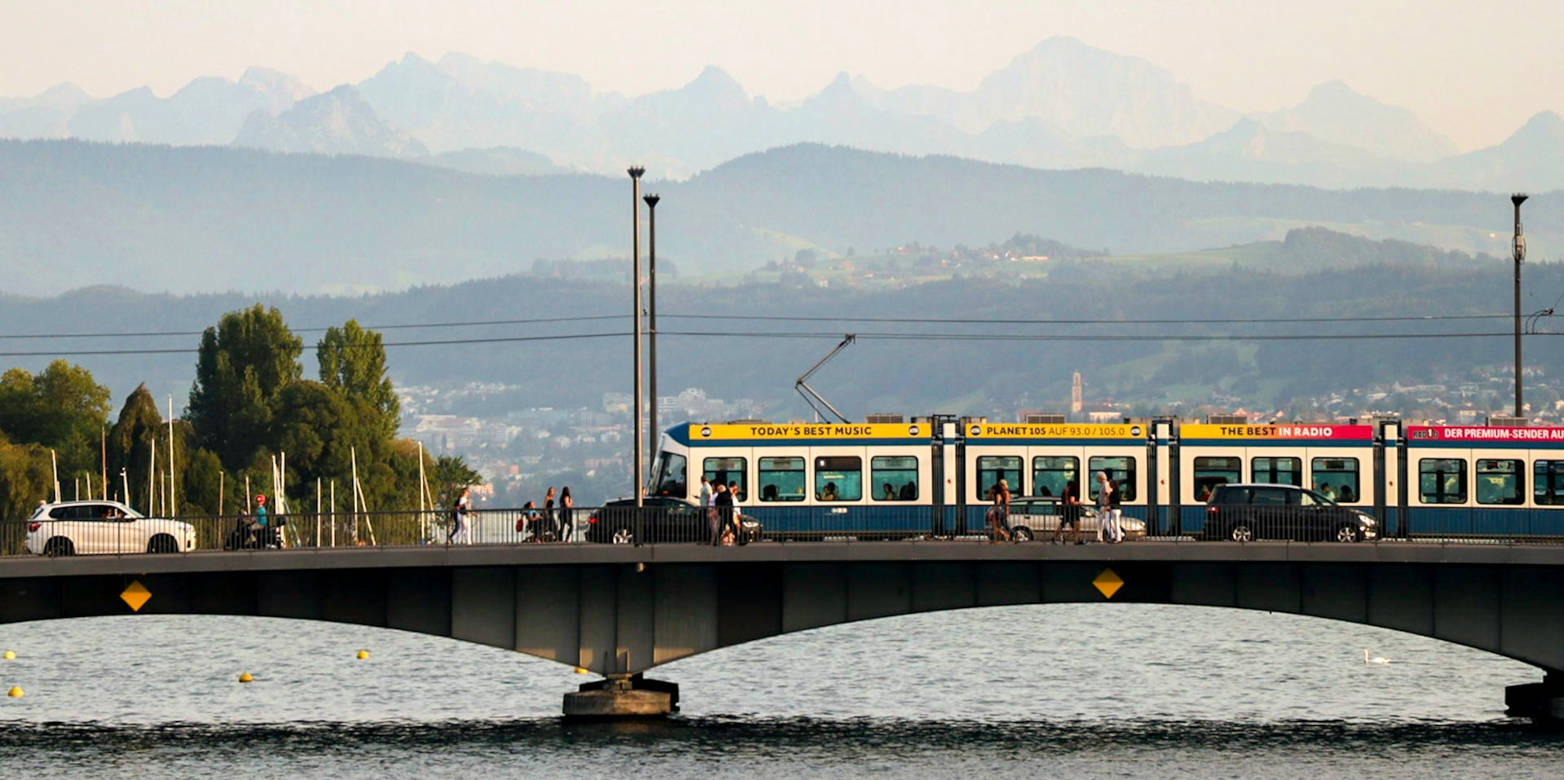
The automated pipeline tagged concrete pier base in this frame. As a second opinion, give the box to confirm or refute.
[563,674,679,720]
[1505,672,1564,726]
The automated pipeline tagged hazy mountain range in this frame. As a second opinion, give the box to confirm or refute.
[2,140,1558,298]
[2,37,1560,190]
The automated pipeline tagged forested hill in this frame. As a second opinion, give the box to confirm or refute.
[2,231,1561,422]
[1,140,1557,297]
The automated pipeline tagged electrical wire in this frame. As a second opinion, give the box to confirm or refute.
[0,331,629,357]
[0,311,1519,340]
[1,328,1558,358]
[0,314,626,340]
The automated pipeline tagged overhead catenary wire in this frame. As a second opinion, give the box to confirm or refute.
[1,328,1562,358]
[0,311,1522,341]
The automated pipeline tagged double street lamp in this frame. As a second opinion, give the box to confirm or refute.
[1513,193,1528,418]
[628,170,663,537]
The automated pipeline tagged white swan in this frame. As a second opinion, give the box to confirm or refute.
[1363,649,1391,665]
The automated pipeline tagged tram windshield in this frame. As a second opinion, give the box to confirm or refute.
[651,450,688,499]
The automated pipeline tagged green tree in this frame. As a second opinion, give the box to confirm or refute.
[430,455,482,507]
[0,435,53,529]
[317,320,400,439]
[188,305,303,469]
[0,360,112,474]
[106,384,163,510]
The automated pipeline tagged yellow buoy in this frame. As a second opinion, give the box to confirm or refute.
[2,650,14,660]
[238,672,253,683]
[574,667,588,675]
[356,650,369,660]
[7,686,21,698]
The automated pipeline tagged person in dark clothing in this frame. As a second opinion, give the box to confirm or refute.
[558,486,574,541]
[714,481,735,545]
[1054,480,1083,545]
[543,486,557,541]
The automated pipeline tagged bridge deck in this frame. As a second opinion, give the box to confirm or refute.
[4,539,1564,578]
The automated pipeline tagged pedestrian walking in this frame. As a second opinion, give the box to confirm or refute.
[714,481,734,545]
[558,486,574,542]
[727,480,744,543]
[448,486,471,545]
[1107,478,1124,543]
[707,478,722,545]
[543,486,557,541]
[1094,472,1111,542]
[1054,480,1083,545]
[989,479,1013,543]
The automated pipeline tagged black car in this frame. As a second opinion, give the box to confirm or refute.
[586,497,709,544]
[1203,483,1377,542]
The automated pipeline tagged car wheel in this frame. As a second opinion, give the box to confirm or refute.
[1012,527,1034,542]
[1229,525,1254,543]
[147,534,179,554]
[1335,525,1361,543]
[612,528,634,545]
[44,537,75,557]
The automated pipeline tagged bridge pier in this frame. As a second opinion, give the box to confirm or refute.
[562,674,680,719]
[1505,671,1564,726]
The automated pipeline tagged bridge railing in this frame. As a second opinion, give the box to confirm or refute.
[9,502,1564,557]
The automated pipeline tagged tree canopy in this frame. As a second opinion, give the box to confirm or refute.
[188,304,303,469]
[317,319,400,440]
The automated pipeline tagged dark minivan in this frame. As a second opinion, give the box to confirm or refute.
[1203,483,1377,542]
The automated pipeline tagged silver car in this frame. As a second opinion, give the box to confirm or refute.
[24,500,196,556]
[1004,497,1146,542]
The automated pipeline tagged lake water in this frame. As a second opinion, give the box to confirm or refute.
[1,604,1561,777]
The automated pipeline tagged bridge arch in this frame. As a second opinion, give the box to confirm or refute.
[2,544,1562,718]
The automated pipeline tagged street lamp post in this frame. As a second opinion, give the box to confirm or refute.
[1513,193,1529,418]
[629,167,645,518]
[643,193,661,478]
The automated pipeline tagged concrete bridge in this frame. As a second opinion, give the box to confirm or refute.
[3,541,1564,720]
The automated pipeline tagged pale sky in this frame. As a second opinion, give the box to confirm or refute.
[6,0,1562,151]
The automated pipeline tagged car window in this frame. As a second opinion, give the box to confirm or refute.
[1251,488,1287,506]
[1301,490,1333,507]
[1212,486,1248,504]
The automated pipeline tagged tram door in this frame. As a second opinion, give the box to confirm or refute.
[930,419,957,537]
[1151,419,1176,535]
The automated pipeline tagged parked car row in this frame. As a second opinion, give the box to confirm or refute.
[7,484,1377,555]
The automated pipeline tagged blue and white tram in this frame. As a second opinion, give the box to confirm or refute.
[1171,422,1380,536]
[1403,425,1564,536]
[648,419,1152,539]
[646,418,1564,541]
[959,421,1148,532]
[649,421,941,539]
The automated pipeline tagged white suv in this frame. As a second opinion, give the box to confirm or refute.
[24,500,196,556]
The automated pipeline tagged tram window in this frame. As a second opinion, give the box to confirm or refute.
[1476,459,1524,505]
[703,457,748,501]
[1088,456,1137,501]
[1031,456,1078,499]
[871,456,918,501]
[1193,456,1242,502]
[1310,458,1360,503]
[1419,458,1467,504]
[651,451,688,499]
[815,456,862,501]
[1251,456,1301,487]
[758,456,805,502]
[976,456,1022,500]
[1535,461,1564,505]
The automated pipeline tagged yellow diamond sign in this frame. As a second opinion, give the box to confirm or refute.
[120,580,151,612]
[1092,568,1124,600]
